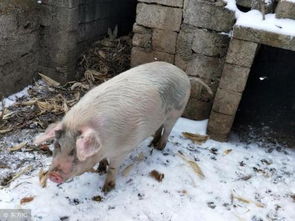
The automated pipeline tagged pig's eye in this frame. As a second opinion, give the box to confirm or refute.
[54,142,61,150]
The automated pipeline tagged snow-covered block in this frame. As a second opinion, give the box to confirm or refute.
[276,0,295,20]
[233,25,295,51]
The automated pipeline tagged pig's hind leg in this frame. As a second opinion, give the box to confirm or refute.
[153,107,185,150]
[155,118,178,150]
[149,125,164,148]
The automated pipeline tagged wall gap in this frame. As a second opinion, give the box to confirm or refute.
[232,45,295,146]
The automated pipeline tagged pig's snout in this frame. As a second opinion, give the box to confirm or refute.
[48,171,63,184]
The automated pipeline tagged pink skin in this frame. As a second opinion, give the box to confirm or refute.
[48,172,63,183]
[48,157,75,183]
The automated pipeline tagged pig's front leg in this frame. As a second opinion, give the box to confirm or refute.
[102,155,124,193]
[97,158,109,175]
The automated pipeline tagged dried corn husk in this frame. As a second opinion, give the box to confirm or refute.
[182,132,209,144]
[178,153,205,179]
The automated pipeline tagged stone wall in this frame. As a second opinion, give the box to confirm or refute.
[131,0,236,120]
[0,0,40,96]
[39,0,137,83]
[0,0,137,96]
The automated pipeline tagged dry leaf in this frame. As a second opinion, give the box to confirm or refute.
[9,142,27,152]
[92,195,103,202]
[39,169,48,188]
[135,152,145,161]
[232,194,265,208]
[0,165,33,189]
[182,132,209,144]
[0,128,13,134]
[20,99,38,106]
[240,175,252,181]
[0,99,4,121]
[20,196,34,204]
[223,149,232,155]
[149,170,164,182]
[178,153,205,179]
[70,82,90,91]
[3,111,15,120]
[38,73,60,87]
[122,164,134,177]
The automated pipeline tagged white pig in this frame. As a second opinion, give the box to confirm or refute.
[34,61,192,192]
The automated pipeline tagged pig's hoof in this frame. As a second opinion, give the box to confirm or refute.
[102,181,115,193]
[152,140,167,151]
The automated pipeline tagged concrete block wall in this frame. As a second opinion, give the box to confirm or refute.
[0,0,40,96]
[131,0,236,120]
[39,0,137,83]
[0,0,137,96]
[207,37,258,141]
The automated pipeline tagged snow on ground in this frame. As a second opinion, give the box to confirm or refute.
[0,86,31,110]
[225,0,295,37]
[0,118,295,221]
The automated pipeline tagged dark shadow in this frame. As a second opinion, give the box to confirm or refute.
[232,44,295,147]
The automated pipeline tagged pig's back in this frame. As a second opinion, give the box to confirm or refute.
[64,62,190,144]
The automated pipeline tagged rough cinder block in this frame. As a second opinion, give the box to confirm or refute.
[131,47,174,67]
[176,24,196,61]
[212,88,242,115]
[192,28,230,57]
[186,54,224,79]
[236,0,252,8]
[219,63,250,92]
[132,33,152,48]
[276,0,295,20]
[133,23,152,34]
[136,3,182,31]
[207,110,235,141]
[226,39,258,67]
[184,0,235,32]
[183,98,212,120]
[152,29,178,54]
[153,51,174,64]
[175,55,188,71]
[138,0,183,7]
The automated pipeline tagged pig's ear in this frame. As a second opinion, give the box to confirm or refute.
[34,122,62,145]
[76,128,101,161]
